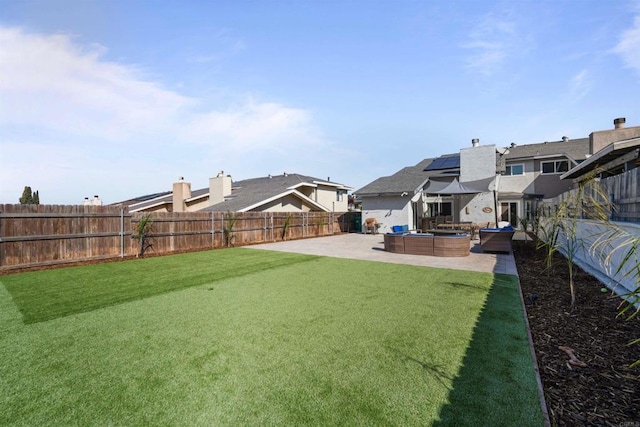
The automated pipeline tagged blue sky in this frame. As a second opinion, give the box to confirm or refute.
[1,0,639,204]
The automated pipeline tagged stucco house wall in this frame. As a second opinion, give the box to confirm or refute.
[460,144,496,181]
[499,160,536,194]
[315,185,348,212]
[361,196,413,234]
[456,192,496,225]
[259,194,310,212]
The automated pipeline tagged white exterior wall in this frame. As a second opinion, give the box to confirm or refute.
[498,160,539,226]
[460,144,496,181]
[457,144,498,225]
[361,196,413,234]
[500,160,536,194]
[539,219,639,301]
[457,191,497,225]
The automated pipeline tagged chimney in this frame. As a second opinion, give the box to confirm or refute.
[91,195,102,206]
[172,177,191,212]
[83,197,91,206]
[562,136,569,142]
[472,138,480,147]
[209,174,232,206]
[614,117,626,129]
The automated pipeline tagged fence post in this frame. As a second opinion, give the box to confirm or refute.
[302,212,306,238]
[120,208,124,258]
[0,206,3,267]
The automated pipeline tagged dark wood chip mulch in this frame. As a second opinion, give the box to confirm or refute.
[513,240,640,426]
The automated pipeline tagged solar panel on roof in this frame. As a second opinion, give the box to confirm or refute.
[424,155,460,171]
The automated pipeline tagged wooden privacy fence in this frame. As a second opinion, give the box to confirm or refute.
[0,205,355,271]
[541,168,640,222]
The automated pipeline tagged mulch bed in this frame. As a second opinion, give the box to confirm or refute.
[513,240,640,426]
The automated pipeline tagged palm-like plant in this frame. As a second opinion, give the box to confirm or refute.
[542,172,638,370]
[282,214,293,241]
[132,213,153,257]
[538,176,609,310]
[223,211,238,247]
[590,220,640,370]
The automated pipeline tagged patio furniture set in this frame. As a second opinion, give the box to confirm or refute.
[383,224,515,257]
[384,232,471,257]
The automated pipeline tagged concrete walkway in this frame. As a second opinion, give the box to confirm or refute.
[250,233,519,276]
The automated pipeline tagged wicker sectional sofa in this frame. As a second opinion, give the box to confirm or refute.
[384,233,470,257]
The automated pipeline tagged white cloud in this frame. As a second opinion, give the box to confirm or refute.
[187,99,320,152]
[461,13,517,76]
[187,29,246,63]
[0,26,336,204]
[568,69,592,101]
[0,27,193,141]
[613,15,640,76]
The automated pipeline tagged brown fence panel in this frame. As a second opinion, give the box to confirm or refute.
[543,169,639,222]
[0,206,348,271]
[0,204,128,269]
[132,212,215,256]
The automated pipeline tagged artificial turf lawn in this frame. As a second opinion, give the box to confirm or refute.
[0,248,544,426]
[1,248,318,323]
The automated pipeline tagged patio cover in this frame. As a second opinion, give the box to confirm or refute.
[428,178,485,195]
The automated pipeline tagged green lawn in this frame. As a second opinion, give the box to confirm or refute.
[0,248,544,426]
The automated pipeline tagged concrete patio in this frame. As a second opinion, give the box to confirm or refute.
[250,232,521,276]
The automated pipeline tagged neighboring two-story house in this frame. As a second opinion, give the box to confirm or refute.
[356,117,638,232]
[116,172,351,214]
[496,137,590,226]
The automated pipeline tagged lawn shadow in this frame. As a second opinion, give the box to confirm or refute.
[442,281,487,292]
[433,274,545,426]
[386,347,453,391]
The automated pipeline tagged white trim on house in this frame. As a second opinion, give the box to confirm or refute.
[312,180,352,191]
[129,198,170,212]
[185,193,209,203]
[288,182,318,190]
[238,189,330,212]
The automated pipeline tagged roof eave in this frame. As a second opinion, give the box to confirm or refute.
[238,189,330,212]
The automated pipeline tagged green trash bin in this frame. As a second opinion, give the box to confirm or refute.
[354,216,362,233]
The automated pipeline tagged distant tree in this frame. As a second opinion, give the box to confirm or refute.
[33,191,40,205]
[19,186,33,204]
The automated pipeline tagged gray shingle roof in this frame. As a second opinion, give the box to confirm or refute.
[114,191,171,208]
[355,158,459,196]
[200,173,348,212]
[356,138,591,198]
[502,137,590,162]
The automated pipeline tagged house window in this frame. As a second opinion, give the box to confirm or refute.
[427,202,452,217]
[505,164,524,176]
[336,190,344,202]
[541,160,569,174]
